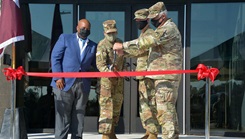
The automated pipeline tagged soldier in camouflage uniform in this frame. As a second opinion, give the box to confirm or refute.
[123,9,160,139]
[96,20,125,139]
[113,2,183,139]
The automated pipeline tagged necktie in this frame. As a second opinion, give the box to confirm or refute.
[82,40,86,47]
[80,39,86,61]
[80,39,86,47]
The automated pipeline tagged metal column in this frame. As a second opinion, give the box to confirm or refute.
[205,66,211,139]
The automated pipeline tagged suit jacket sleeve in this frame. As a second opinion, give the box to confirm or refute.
[51,34,65,81]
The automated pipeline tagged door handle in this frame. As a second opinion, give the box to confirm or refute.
[125,62,130,67]
[133,78,137,81]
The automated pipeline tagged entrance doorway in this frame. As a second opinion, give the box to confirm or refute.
[81,3,185,134]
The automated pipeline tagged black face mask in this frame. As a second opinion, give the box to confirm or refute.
[136,20,148,30]
[79,28,90,38]
[151,18,161,28]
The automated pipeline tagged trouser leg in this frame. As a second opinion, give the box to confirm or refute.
[53,88,73,139]
[110,79,124,139]
[99,78,113,134]
[155,80,180,139]
[138,78,159,134]
[112,78,123,125]
[99,78,123,135]
[70,80,89,139]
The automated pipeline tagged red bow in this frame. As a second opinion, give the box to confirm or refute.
[196,64,219,82]
[2,66,26,81]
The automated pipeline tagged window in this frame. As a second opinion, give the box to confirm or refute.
[25,4,73,128]
[190,3,245,131]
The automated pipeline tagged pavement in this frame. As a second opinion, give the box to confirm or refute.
[27,133,245,139]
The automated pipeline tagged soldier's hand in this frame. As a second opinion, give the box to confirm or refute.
[113,66,118,71]
[109,64,118,72]
[113,42,123,50]
[56,79,65,90]
[116,49,124,56]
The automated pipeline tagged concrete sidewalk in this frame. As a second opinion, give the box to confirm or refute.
[27,133,245,139]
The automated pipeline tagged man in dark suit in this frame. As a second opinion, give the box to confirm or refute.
[50,19,97,139]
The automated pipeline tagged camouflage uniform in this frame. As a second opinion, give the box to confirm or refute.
[124,9,160,134]
[96,20,125,134]
[123,2,183,139]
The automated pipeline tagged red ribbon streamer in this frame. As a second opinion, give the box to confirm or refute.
[2,64,219,82]
[2,66,26,81]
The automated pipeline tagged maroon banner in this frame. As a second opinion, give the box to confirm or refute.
[0,48,4,58]
[0,0,25,58]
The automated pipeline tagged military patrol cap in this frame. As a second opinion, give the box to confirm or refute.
[148,2,166,19]
[134,8,149,20]
[103,20,117,33]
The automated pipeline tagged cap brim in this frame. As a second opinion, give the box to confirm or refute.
[148,13,158,19]
[106,29,117,33]
[134,17,147,20]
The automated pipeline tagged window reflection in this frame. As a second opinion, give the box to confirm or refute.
[24,86,55,128]
[29,4,73,62]
[190,3,245,131]
[86,12,125,43]
[25,4,73,129]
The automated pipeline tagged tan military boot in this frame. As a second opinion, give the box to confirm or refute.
[110,126,118,139]
[102,134,111,139]
[140,130,150,139]
[147,132,158,139]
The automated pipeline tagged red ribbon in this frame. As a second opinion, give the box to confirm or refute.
[2,66,26,81]
[26,70,197,78]
[2,64,219,82]
[196,64,219,82]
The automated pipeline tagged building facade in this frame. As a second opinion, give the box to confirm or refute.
[0,0,245,137]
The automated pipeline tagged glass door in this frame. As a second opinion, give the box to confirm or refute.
[80,3,185,134]
[129,4,185,133]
